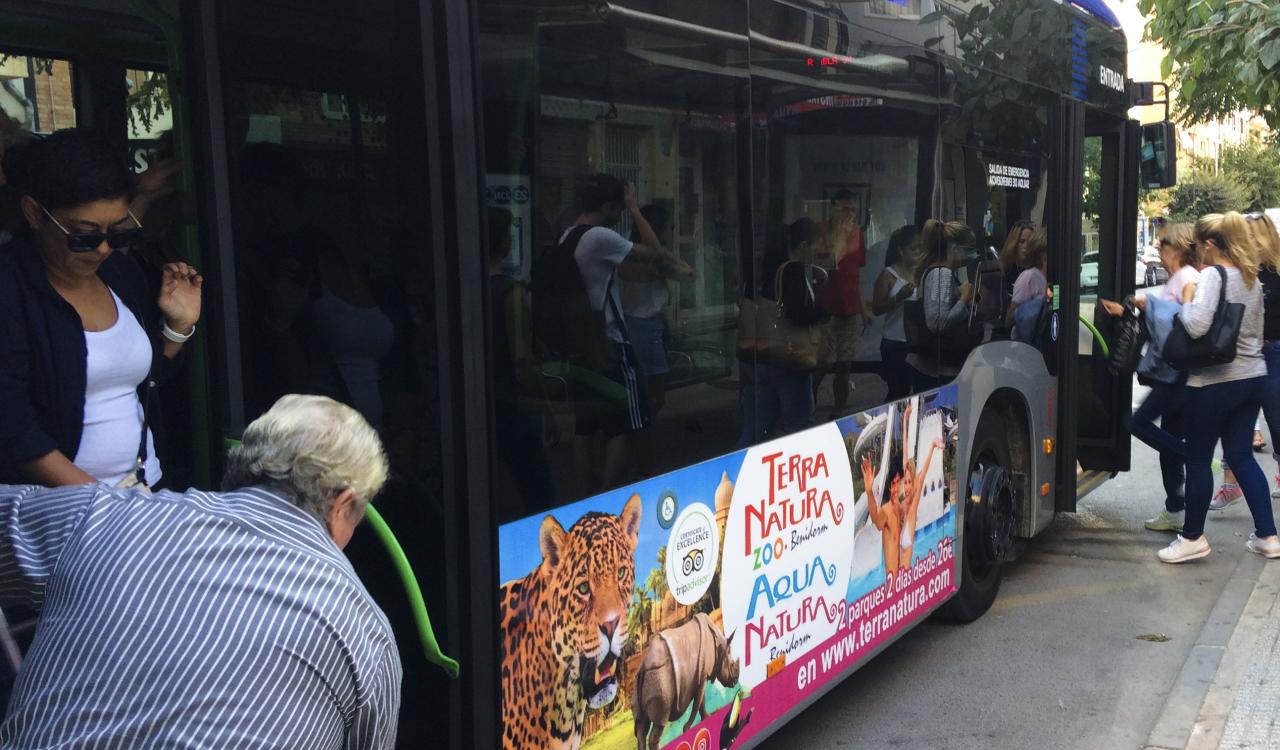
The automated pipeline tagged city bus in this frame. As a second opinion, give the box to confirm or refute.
[0,0,1173,748]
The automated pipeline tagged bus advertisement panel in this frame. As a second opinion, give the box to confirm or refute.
[497,386,960,750]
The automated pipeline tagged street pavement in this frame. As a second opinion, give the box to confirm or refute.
[758,383,1280,750]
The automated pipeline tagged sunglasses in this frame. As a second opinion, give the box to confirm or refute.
[39,203,144,253]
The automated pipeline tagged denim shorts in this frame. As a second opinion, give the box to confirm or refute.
[624,315,669,375]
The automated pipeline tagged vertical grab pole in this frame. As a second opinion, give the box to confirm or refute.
[129,0,213,488]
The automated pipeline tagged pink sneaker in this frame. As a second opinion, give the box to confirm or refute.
[1210,485,1243,511]
[1273,475,1280,500]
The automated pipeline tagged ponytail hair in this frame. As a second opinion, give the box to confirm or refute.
[1247,212,1280,272]
[912,219,975,284]
[1196,211,1257,286]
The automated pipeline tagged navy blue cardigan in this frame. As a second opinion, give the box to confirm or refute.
[0,236,175,482]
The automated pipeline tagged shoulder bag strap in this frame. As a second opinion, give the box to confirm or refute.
[134,378,153,487]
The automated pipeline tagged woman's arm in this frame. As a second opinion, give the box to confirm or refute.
[871,270,896,315]
[1180,270,1219,338]
[16,451,96,487]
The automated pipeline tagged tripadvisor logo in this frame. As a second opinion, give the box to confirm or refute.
[666,503,719,605]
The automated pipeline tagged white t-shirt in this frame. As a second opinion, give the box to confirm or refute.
[1162,265,1202,304]
[74,288,162,486]
[564,225,634,342]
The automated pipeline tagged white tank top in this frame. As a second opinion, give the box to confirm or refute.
[883,266,913,342]
[74,289,161,486]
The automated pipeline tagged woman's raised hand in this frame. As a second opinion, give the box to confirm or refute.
[158,262,203,332]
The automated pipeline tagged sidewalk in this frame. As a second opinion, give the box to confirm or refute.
[1146,551,1280,750]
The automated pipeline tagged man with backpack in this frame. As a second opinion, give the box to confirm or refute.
[533,174,687,496]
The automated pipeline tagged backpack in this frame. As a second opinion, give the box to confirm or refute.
[531,225,619,370]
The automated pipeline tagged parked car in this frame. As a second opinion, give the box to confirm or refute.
[1081,252,1099,292]
[1145,261,1169,287]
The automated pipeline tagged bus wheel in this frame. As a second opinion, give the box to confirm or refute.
[940,413,1018,622]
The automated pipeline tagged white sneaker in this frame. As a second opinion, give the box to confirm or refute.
[1145,510,1184,532]
[1158,535,1212,563]
[1210,486,1243,511]
[1246,533,1280,559]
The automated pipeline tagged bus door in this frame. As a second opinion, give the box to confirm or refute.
[1065,109,1136,503]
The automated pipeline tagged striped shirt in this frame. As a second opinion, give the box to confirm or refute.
[0,483,401,749]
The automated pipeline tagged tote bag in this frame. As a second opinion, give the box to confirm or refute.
[1163,266,1243,371]
[736,261,820,371]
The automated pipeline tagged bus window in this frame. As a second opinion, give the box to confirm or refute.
[751,19,937,409]
[477,0,750,519]
[0,54,76,133]
[212,0,449,743]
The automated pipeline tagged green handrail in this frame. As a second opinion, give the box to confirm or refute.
[364,503,460,678]
[222,438,458,677]
[1078,315,1110,358]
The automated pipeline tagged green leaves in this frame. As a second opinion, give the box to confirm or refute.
[1143,0,1280,130]
[1262,39,1280,71]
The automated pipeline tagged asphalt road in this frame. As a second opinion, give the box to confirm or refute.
[758,390,1275,750]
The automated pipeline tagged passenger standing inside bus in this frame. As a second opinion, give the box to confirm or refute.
[906,220,975,392]
[871,225,918,402]
[556,176,684,496]
[0,129,202,489]
[738,219,828,448]
[998,220,1034,310]
[1005,228,1049,329]
[1211,212,1280,509]
[487,206,557,515]
[1101,224,1199,532]
[619,204,694,478]
[813,191,870,421]
[1157,212,1280,563]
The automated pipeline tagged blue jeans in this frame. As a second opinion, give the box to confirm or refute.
[738,361,814,448]
[1183,376,1277,540]
[1261,342,1280,455]
[880,339,913,402]
[1127,379,1186,512]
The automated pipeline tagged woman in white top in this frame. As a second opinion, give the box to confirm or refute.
[1153,212,1280,563]
[871,225,918,401]
[0,129,202,488]
[1102,224,1200,533]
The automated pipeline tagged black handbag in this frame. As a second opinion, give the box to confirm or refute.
[1163,265,1244,371]
[1108,296,1147,375]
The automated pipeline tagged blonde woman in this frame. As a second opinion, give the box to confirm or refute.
[1101,223,1199,532]
[1213,212,1280,508]
[905,219,976,390]
[998,219,1034,306]
[1157,212,1280,563]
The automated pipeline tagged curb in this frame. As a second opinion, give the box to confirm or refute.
[1144,551,1267,750]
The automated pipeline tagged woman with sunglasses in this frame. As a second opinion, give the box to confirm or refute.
[0,128,202,488]
[1155,212,1279,563]
[1101,224,1199,532]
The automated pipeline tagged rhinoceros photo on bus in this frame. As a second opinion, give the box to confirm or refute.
[632,612,740,750]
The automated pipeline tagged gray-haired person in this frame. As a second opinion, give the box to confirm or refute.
[0,394,401,748]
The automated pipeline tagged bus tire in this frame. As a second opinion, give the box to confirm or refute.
[939,411,1019,622]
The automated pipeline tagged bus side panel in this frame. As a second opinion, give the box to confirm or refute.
[494,387,963,750]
